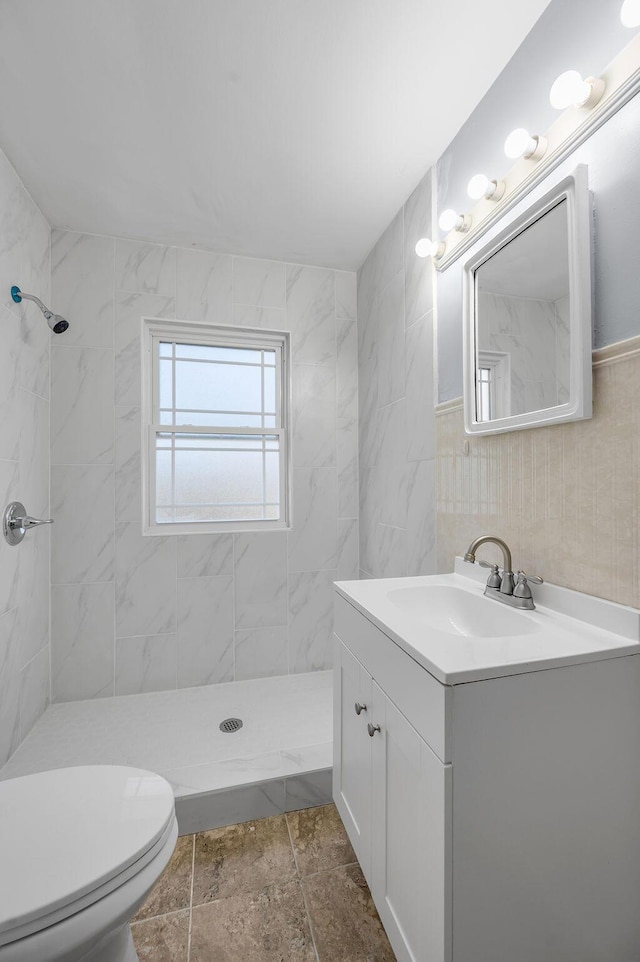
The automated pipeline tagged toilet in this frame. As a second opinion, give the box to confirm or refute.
[0,765,178,962]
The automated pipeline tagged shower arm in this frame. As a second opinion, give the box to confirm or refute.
[10,285,69,334]
[14,290,53,318]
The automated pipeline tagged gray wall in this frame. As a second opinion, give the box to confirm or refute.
[357,171,436,579]
[0,148,50,765]
[50,233,358,700]
[437,0,640,401]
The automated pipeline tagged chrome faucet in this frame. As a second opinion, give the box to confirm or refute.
[464,535,543,609]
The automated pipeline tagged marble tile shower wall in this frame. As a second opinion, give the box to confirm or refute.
[357,171,437,578]
[50,232,358,701]
[0,149,51,765]
[479,291,570,414]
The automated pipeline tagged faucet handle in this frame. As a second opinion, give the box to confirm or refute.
[517,570,543,585]
[514,570,544,600]
[479,560,502,589]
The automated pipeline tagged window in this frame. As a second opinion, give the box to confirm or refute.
[476,351,511,422]
[476,365,493,422]
[142,320,290,534]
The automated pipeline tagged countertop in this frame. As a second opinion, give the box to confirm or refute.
[334,559,640,684]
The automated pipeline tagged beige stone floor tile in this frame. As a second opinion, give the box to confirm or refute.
[133,835,194,922]
[286,802,356,877]
[131,909,190,962]
[190,878,316,962]
[304,863,396,962]
[192,813,297,906]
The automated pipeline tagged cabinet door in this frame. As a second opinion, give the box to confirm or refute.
[370,683,452,962]
[333,636,373,879]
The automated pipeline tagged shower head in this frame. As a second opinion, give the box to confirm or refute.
[11,286,69,334]
[47,313,69,335]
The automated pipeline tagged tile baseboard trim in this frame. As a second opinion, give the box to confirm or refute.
[592,333,640,368]
[435,397,463,417]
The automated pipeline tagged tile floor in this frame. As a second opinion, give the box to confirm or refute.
[132,803,396,962]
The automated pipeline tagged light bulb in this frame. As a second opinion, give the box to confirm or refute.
[467,174,505,202]
[438,209,460,232]
[549,70,604,109]
[504,128,547,161]
[550,71,591,109]
[621,0,640,26]
[438,209,470,233]
[415,237,440,259]
[504,128,535,159]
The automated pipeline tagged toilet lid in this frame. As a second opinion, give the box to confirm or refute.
[0,765,175,945]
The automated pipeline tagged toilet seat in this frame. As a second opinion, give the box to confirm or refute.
[0,766,175,948]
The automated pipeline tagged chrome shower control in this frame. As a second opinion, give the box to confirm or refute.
[354,702,367,715]
[3,502,54,546]
[367,723,381,737]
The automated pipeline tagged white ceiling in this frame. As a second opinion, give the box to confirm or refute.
[0,0,552,270]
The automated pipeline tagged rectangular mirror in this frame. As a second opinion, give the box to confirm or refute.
[463,165,593,435]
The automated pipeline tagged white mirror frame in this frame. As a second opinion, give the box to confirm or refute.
[463,164,593,436]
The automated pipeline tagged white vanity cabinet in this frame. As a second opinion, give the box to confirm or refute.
[333,597,452,962]
[369,680,451,962]
[334,638,373,876]
[333,578,640,962]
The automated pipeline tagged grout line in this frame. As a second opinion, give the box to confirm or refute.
[231,534,237,682]
[186,832,195,962]
[284,814,321,962]
[284,810,301,876]
[130,906,189,926]
[47,227,53,714]
[109,236,117,700]
[174,520,179,690]
[301,860,359,882]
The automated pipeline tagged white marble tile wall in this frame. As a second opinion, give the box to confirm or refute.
[51,231,358,700]
[479,291,565,415]
[357,171,437,579]
[0,147,51,765]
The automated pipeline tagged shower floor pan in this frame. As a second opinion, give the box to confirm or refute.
[0,671,333,834]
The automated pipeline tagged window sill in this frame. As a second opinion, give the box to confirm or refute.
[142,519,292,536]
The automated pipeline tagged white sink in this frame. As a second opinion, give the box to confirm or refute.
[385,584,540,638]
[335,558,640,684]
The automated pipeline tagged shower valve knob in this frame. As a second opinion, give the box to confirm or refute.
[3,502,54,546]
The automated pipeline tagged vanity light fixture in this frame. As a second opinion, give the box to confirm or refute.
[435,21,640,272]
[549,70,605,110]
[466,174,506,202]
[620,0,640,27]
[414,237,445,259]
[438,209,471,233]
[504,127,547,161]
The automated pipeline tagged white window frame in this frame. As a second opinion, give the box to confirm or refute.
[476,350,511,422]
[141,318,291,535]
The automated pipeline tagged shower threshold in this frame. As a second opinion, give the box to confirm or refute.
[0,671,333,834]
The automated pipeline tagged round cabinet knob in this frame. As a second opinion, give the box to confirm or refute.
[354,702,367,715]
[367,723,381,737]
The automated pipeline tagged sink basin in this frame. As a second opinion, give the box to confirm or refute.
[385,584,540,638]
[335,560,640,685]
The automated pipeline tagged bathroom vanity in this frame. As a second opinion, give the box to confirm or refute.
[333,560,640,962]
